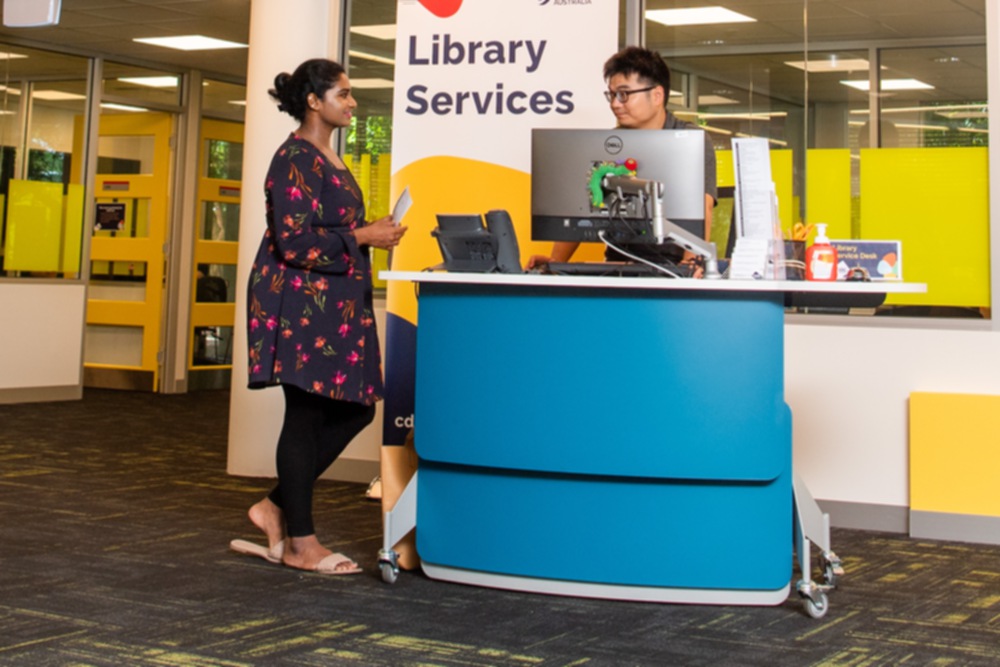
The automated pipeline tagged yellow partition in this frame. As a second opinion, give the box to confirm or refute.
[910,392,1000,517]
[4,180,65,272]
[806,149,851,240]
[861,148,989,307]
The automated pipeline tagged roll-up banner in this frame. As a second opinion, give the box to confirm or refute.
[382,0,618,445]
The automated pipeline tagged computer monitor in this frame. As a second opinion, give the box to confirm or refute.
[530,127,707,249]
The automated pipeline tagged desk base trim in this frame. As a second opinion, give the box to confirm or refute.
[421,562,791,606]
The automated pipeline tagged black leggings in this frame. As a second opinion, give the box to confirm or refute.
[267,384,376,537]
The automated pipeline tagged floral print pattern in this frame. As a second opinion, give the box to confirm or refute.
[247,134,383,405]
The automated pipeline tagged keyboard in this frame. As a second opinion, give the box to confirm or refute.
[546,261,692,278]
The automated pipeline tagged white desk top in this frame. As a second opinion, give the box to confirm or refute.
[381,270,927,295]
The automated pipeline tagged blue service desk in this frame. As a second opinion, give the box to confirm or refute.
[381,271,924,607]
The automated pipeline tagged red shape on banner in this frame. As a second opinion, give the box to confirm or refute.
[417,0,463,18]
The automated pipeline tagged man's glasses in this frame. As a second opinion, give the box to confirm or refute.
[604,85,656,103]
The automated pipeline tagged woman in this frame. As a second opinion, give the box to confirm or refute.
[231,59,406,574]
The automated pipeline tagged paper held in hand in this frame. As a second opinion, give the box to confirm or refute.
[392,186,413,226]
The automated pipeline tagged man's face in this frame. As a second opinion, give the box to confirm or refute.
[607,72,665,129]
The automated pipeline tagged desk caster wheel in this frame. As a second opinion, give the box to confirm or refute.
[821,552,844,588]
[803,591,829,619]
[797,579,830,619]
[378,548,399,584]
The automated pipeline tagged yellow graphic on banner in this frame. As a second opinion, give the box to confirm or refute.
[389,156,538,326]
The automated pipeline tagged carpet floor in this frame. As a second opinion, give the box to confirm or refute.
[1,389,999,666]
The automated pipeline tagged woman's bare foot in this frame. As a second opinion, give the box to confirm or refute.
[283,535,359,573]
[247,497,285,551]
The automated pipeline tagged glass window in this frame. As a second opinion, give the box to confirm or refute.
[0,44,89,280]
[347,0,398,288]
[102,62,181,109]
[202,79,246,121]
[205,138,243,181]
[645,0,988,318]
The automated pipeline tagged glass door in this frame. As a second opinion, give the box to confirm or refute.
[189,118,242,386]
[77,111,174,390]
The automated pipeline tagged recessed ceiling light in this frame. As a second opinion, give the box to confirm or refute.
[118,76,179,88]
[0,51,27,60]
[850,104,984,115]
[0,84,21,95]
[841,79,934,91]
[349,49,395,66]
[698,94,739,105]
[785,58,877,73]
[646,7,756,27]
[350,24,396,40]
[134,35,247,51]
[932,56,962,64]
[101,103,147,112]
[229,100,247,106]
[699,111,788,121]
[894,123,949,132]
[700,124,734,136]
[33,90,86,101]
[350,78,395,89]
[936,110,987,119]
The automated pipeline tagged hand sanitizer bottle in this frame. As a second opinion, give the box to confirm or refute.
[805,223,837,281]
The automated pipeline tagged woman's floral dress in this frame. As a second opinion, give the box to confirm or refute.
[246,134,382,406]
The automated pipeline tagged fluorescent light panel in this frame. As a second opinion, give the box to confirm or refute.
[349,49,394,66]
[118,76,179,88]
[699,111,788,120]
[850,104,986,115]
[134,35,247,51]
[646,7,756,27]
[350,24,396,40]
[698,94,739,105]
[350,78,395,89]
[101,102,147,112]
[841,79,934,91]
[784,58,875,73]
[0,52,27,60]
[33,90,85,101]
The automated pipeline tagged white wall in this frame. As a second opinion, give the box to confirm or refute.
[787,319,999,510]
[0,283,86,394]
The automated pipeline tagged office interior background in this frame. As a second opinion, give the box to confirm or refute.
[0,0,998,543]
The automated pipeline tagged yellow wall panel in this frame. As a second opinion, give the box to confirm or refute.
[910,392,1000,517]
[861,148,989,308]
[4,180,65,272]
[806,149,851,240]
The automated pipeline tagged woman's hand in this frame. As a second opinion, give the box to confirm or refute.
[353,216,407,250]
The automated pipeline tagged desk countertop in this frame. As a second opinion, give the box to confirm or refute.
[380,270,927,295]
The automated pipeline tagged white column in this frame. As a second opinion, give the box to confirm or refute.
[227,0,344,476]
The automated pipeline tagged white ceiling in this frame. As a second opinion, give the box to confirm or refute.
[0,0,987,110]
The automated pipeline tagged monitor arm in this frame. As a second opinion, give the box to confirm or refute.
[602,174,721,279]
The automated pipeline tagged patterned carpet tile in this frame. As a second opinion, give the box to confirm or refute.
[2,389,1000,666]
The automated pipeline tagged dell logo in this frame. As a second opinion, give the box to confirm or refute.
[604,136,624,154]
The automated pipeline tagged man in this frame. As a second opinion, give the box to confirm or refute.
[528,46,717,269]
